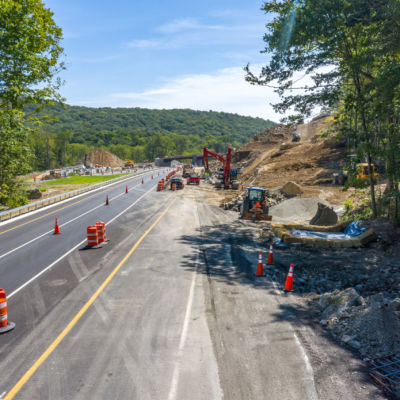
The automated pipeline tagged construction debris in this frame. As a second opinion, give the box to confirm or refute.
[368,354,400,398]
[281,181,302,196]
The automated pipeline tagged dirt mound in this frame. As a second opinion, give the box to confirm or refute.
[269,197,330,223]
[85,149,124,168]
[232,116,350,205]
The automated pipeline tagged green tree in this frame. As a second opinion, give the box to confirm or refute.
[0,110,32,206]
[0,0,64,206]
[246,0,400,219]
[55,130,72,166]
[0,0,64,110]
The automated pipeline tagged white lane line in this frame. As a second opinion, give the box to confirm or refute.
[293,332,319,400]
[270,278,319,399]
[167,262,198,400]
[7,183,157,299]
[0,176,162,261]
[0,169,163,228]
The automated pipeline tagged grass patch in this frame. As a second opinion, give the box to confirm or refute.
[42,174,127,186]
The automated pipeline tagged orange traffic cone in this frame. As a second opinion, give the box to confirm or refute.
[152,175,153,179]
[284,264,294,291]
[256,251,264,276]
[125,185,128,194]
[105,195,109,206]
[54,217,60,234]
[267,243,274,265]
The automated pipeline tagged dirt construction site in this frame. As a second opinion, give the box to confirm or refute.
[187,116,400,398]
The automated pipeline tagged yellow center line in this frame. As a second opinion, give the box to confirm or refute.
[4,197,177,400]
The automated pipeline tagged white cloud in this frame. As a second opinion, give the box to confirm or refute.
[157,18,222,34]
[126,39,164,49]
[108,66,281,121]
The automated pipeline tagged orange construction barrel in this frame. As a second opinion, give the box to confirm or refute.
[0,289,8,328]
[87,225,98,247]
[96,221,106,243]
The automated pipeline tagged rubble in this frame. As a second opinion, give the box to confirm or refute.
[26,187,42,200]
[281,181,302,196]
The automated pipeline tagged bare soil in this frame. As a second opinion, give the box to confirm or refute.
[233,116,354,205]
[85,148,124,168]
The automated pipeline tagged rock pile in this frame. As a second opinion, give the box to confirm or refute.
[318,288,400,357]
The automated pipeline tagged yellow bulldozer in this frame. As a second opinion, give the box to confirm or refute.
[124,160,135,168]
[333,162,379,185]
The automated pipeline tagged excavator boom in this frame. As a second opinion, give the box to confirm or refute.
[203,147,231,187]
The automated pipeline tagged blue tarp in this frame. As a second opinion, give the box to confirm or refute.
[289,221,367,240]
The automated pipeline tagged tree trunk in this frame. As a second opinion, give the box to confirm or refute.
[366,151,378,218]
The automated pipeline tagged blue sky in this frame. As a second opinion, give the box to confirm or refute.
[44,0,281,120]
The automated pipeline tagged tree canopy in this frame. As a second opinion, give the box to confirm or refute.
[26,104,275,168]
[246,0,400,220]
[0,0,64,207]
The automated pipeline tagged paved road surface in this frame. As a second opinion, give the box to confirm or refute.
[0,182,385,399]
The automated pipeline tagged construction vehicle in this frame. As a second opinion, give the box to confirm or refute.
[203,147,239,189]
[170,176,184,189]
[124,160,135,168]
[187,175,200,185]
[356,163,379,183]
[240,187,272,221]
[333,162,379,185]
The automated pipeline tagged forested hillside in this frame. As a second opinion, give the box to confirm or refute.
[27,104,274,170]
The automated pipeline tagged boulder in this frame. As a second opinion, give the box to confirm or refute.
[27,188,42,200]
[281,181,302,196]
[310,202,338,226]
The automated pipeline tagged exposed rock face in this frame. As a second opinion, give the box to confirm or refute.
[281,181,302,196]
[310,202,338,226]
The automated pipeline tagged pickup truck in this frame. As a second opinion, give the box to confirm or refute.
[187,175,200,185]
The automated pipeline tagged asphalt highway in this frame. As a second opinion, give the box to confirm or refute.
[0,179,385,399]
[0,169,165,297]
[0,177,222,400]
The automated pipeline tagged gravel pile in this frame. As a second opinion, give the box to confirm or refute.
[258,228,400,359]
[269,197,330,223]
[318,289,400,358]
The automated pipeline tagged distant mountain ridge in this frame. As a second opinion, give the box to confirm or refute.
[28,103,275,147]
[27,103,276,167]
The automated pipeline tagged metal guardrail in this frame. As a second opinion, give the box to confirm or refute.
[0,170,150,222]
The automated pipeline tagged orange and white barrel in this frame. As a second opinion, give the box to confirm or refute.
[171,182,176,191]
[0,289,8,328]
[96,221,106,243]
[87,225,98,247]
